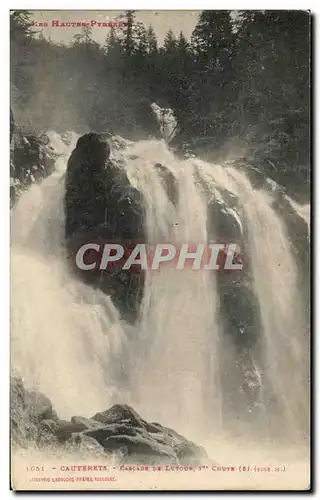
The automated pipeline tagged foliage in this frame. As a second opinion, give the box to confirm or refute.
[10,10,310,200]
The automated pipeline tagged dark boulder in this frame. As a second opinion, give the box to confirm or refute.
[86,404,207,465]
[11,378,209,466]
[64,133,145,240]
[92,404,146,428]
[64,133,146,322]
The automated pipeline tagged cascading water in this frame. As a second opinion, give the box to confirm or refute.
[11,133,129,419]
[10,133,309,447]
[226,168,309,440]
[121,141,220,436]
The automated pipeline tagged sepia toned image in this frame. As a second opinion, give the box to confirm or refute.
[10,9,311,491]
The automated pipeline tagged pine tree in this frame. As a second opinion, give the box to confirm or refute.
[124,10,136,56]
[10,11,38,108]
[106,25,122,61]
[9,9,310,199]
[147,25,158,54]
[187,11,236,139]
[135,23,148,56]
[177,31,189,53]
[192,10,234,67]
[163,29,177,53]
[232,11,310,195]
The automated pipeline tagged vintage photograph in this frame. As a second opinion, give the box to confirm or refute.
[10,9,310,490]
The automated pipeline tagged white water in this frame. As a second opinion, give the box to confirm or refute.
[11,134,129,418]
[11,135,309,443]
[121,141,220,435]
[226,169,309,440]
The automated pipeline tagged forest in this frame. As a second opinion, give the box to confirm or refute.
[10,10,310,202]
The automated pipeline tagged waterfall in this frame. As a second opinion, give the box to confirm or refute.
[11,133,129,419]
[10,134,309,445]
[226,167,309,441]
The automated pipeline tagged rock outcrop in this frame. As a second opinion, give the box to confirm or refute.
[64,133,249,323]
[11,377,208,465]
[64,133,146,322]
[64,133,145,240]
[10,112,57,206]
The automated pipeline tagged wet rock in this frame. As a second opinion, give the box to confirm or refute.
[101,434,179,465]
[88,404,207,465]
[64,133,146,322]
[84,423,143,445]
[64,133,145,240]
[10,127,57,205]
[92,404,146,428]
[54,420,90,442]
[11,380,209,466]
[154,163,179,205]
[70,416,105,431]
[28,391,58,422]
[65,433,106,458]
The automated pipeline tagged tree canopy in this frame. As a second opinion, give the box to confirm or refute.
[10,10,310,201]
